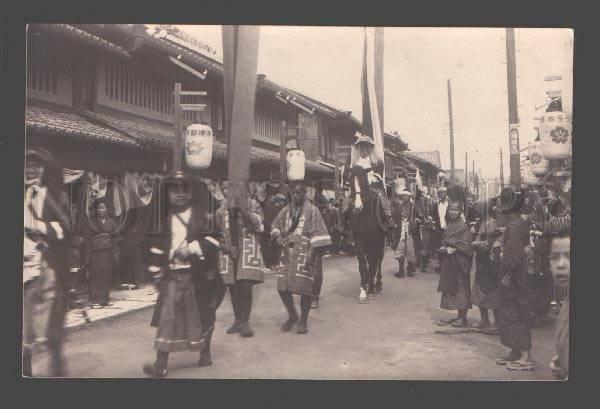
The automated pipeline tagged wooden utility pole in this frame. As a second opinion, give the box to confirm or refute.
[499,148,505,189]
[465,152,468,190]
[506,28,521,188]
[447,79,455,182]
[173,83,182,171]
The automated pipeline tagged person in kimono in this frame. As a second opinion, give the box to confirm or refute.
[271,180,331,334]
[391,189,418,278]
[494,187,535,371]
[83,198,120,308]
[436,201,473,327]
[548,227,570,380]
[23,147,72,377]
[217,181,265,338]
[431,186,449,273]
[143,172,225,378]
[350,134,393,227]
[470,199,503,331]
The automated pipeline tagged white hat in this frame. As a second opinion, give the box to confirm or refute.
[398,189,412,197]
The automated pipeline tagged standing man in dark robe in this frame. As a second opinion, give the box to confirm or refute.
[23,148,72,377]
[494,187,535,371]
[143,172,225,377]
[217,181,265,338]
[322,198,343,255]
[271,180,331,334]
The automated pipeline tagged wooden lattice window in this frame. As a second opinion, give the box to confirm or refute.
[105,61,178,116]
[27,37,59,95]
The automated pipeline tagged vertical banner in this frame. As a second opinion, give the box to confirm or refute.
[222,25,260,209]
[360,27,385,184]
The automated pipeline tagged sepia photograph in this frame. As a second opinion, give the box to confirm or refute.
[22,24,573,380]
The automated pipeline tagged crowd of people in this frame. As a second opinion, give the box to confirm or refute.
[23,145,570,379]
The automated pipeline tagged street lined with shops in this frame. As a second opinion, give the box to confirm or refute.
[34,250,556,380]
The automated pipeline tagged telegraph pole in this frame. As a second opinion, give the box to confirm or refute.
[499,148,505,189]
[465,152,468,190]
[447,79,455,183]
[506,28,521,188]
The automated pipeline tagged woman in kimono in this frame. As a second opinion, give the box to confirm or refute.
[23,147,71,377]
[143,172,225,377]
[470,199,503,331]
[494,187,536,371]
[84,198,120,308]
[217,181,265,338]
[271,180,331,334]
[436,201,473,327]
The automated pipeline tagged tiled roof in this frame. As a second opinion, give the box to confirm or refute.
[404,151,442,170]
[27,103,332,175]
[32,24,131,59]
[89,110,173,149]
[26,104,143,148]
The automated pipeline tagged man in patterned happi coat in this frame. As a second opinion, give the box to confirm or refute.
[217,181,265,338]
[271,180,331,334]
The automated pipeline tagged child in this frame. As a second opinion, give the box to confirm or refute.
[549,229,570,380]
[436,201,473,327]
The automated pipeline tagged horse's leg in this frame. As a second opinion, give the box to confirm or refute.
[366,247,379,297]
[354,235,368,291]
[375,257,383,294]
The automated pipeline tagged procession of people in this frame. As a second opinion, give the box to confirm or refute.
[23,127,571,379]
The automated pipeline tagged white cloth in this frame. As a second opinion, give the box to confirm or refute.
[438,200,448,230]
[24,184,47,283]
[169,208,203,270]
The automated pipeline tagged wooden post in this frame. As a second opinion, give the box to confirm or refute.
[447,79,455,183]
[280,121,287,183]
[506,28,521,188]
[500,148,505,189]
[173,82,182,172]
[334,141,340,200]
[465,152,468,190]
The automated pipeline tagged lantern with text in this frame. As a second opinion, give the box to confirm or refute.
[286,149,306,182]
[185,123,214,170]
[528,141,550,176]
[539,111,572,160]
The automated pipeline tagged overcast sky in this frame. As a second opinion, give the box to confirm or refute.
[179,26,572,180]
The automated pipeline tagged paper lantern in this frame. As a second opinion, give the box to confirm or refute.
[521,161,540,186]
[286,149,305,181]
[393,177,407,195]
[185,123,214,170]
[539,111,572,160]
[528,141,549,176]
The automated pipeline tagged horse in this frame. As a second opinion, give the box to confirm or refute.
[349,182,388,303]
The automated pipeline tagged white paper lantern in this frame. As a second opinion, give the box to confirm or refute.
[521,161,540,186]
[185,123,214,170]
[528,141,550,176]
[286,149,305,181]
[539,111,572,160]
[393,177,407,195]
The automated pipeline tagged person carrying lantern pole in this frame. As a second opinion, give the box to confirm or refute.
[217,180,265,338]
[270,151,331,334]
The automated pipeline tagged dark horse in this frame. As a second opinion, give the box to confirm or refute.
[350,186,387,302]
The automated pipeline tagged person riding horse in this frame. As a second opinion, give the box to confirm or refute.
[348,134,395,303]
[350,134,394,229]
